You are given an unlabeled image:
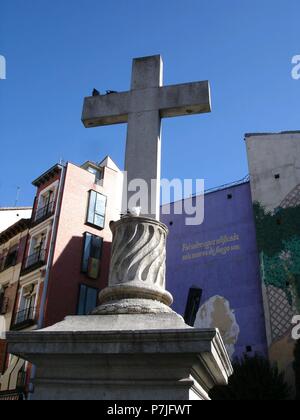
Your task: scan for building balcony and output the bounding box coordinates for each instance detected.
[0,390,25,401]
[11,306,37,331]
[21,249,46,275]
[32,201,55,227]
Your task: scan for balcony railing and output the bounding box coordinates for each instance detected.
[0,391,25,401]
[22,249,46,275]
[33,201,55,224]
[12,306,37,331]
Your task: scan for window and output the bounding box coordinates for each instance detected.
[87,166,102,183]
[0,246,18,272]
[22,284,37,311]
[4,246,18,269]
[42,190,54,207]
[184,287,203,327]
[0,285,8,315]
[24,233,47,270]
[87,191,107,229]
[81,233,103,279]
[35,188,56,222]
[33,233,46,253]
[14,284,37,327]
[77,285,98,315]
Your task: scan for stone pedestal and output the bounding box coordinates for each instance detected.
[7,217,232,400]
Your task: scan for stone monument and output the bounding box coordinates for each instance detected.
[7,55,232,400]
[82,54,211,220]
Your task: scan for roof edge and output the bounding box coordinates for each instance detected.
[245,130,300,139]
[32,164,64,187]
[0,207,32,211]
[0,218,31,245]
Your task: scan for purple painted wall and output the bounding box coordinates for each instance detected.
[161,181,268,359]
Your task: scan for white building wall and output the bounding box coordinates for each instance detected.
[0,208,32,233]
[246,131,300,211]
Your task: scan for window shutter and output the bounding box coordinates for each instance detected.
[91,236,103,259]
[85,287,98,314]
[88,236,103,279]
[77,285,87,315]
[77,285,98,315]
[82,234,103,278]
[88,258,100,280]
[82,233,92,273]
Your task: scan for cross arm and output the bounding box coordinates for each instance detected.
[82,80,211,128]
[82,91,131,128]
[158,81,211,118]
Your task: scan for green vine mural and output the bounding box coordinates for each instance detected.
[253,202,300,311]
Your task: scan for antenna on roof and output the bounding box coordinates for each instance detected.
[14,186,21,207]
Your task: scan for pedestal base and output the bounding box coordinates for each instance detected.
[7,217,233,400]
[8,315,232,401]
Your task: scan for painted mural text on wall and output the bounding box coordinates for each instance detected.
[182,233,240,261]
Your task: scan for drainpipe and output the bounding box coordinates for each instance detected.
[28,162,67,398]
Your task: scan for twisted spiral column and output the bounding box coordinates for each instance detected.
[94,216,174,315]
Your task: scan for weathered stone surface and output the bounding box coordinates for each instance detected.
[8,327,232,401]
[40,313,189,332]
[94,216,173,315]
[94,298,174,315]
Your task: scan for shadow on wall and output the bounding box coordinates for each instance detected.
[43,235,112,328]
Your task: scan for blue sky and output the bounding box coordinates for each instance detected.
[0,0,299,207]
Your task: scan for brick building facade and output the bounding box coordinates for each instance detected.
[0,156,123,397]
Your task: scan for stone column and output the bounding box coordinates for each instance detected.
[94,216,173,315]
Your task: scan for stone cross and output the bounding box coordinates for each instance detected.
[82,55,211,220]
